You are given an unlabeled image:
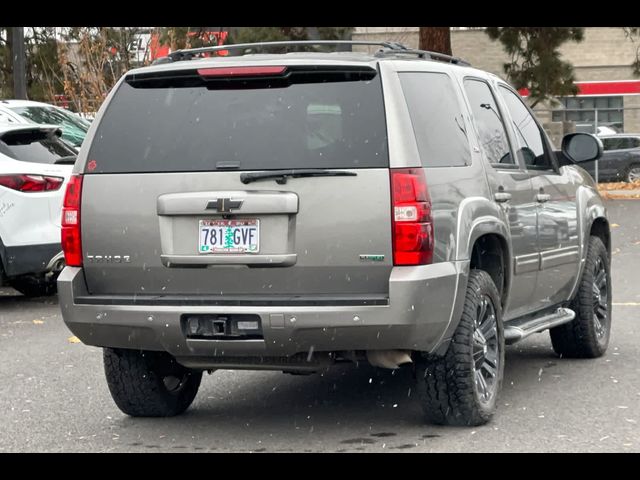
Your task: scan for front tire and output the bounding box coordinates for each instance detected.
[416,270,505,426]
[104,348,202,417]
[550,236,611,358]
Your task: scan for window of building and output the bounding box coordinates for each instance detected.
[552,96,624,133]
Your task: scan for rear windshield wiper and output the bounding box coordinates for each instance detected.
[54,155,77,165]
[240,169,357,185]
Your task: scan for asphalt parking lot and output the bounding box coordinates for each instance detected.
[1,199,639,453]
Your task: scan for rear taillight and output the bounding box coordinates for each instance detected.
[0,174,64,192]
[61,175,83,267]
[391,168,434,266]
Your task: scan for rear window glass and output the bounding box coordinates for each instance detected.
[12,106,90,148]
[86,69,389,173]
[399,72,471,167]
[0,130,76,164]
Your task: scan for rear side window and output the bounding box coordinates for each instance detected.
[86,68,389,173]
[602,137,639,150]
[0,130,76,164]
[618,137,640,150]
[399,72,470,167]
[602,138,616,151]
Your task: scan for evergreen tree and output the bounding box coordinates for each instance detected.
[485,27,584,107]
[623,28,640,76]
[0,27,64,101]
[224,226,234,249]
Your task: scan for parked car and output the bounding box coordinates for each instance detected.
[581,134,640,182]
[58,41,611,426]
[596,126,618,136]
[0,100,91,151]
[0,124,75,296]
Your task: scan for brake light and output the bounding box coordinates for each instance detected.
[61,175,83,267]
[197,66,287,77]
[0,174,64,192]
[391,168,434,266]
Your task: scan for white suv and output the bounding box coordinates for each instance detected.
[0,100,91,151]
[0,124,74,296]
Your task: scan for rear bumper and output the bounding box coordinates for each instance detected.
[1,242,63,277]
[58,261,469,366]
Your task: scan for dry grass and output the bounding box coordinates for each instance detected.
[598,180,640,199]
[598,180,640,191]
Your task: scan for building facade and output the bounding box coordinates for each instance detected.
[353,27,640,144]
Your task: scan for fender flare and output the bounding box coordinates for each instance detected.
[568,185,609,299]
[433,199,512,356]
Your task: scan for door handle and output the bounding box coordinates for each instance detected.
[494,192,512,203]
[536,193,551,203]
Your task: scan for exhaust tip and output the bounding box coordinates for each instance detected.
[53,259,66,272]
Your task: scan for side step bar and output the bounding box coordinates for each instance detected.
[504,307,575,345]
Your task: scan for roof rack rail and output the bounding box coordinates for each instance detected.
[152,40,471,67]
[374,45,471,66]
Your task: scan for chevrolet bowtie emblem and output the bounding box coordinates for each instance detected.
[206,198,244,213]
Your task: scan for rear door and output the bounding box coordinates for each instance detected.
[461,77,539,320]
[80,63,393,299]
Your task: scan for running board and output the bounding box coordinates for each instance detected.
[504,307,575,345]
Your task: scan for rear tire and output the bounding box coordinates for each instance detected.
[416,270,505,426]
[103,348,202,417]
[550,236,611,358]
[625,163,640,183]
[10,274,58,297]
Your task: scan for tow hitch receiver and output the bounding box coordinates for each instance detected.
[181,314,263,340]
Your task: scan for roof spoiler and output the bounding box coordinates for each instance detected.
[0,125,62,142]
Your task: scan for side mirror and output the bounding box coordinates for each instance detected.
[519,147,537,166]
[561,133,603,163]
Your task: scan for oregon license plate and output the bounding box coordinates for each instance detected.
[199,219,259,254]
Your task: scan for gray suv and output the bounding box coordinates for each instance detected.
[582,134,640,183]
[58,41,612,426]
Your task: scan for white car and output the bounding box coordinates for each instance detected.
[597,125,618,136]
[0,100,91,151]
[0,124,75,296]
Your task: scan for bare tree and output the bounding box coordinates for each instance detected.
[419,27,452,55]
[56,28,143,114]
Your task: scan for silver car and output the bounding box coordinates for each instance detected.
[58,41,611,426]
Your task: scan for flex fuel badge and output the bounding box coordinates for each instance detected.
[359,254,385,262]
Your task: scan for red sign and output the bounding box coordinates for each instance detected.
[519,80,640,98]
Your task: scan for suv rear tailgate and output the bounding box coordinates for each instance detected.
[79,62,393,299]
[81,170,392,296]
